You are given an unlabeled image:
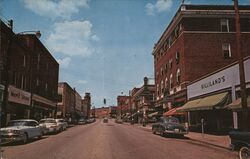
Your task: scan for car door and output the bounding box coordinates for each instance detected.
[29,121,40,137]
[26,121,35,138]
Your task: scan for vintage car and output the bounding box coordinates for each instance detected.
[152,117,188,137]
[78,118,87,125]
[39,118,61,134]
[0,119,43,144]
[229,130,250,159]
[55,119,68,131]
[103,117,108,123]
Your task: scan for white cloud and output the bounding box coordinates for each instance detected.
[145,0,173,15]
[21,0,90,19]
[78,80,88,84]
[57,57,71,68]
[46,20,99,57]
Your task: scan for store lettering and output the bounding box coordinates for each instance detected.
[201,76,225,89]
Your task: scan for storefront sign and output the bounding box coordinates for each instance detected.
[8,85,31,106]
[188,58,250,99]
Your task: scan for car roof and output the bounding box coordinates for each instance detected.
[40,118,55,121]
[9,119,38,122]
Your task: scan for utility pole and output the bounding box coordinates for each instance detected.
[233,0,248,131]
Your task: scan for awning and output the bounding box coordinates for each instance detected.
[178,92,229,112]
[164,108,184,116]
[227,96,250,110]
[148,112,159,117]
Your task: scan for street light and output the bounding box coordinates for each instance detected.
[1,19,41,127]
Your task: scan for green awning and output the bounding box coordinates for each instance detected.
[227,96,250,110]
[178,92,229,112]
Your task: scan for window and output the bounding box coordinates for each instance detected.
[45,83,48,92]
[165,63,168,73]
[161,67,164,76]
[157,84,159,97]
[161,80,164,95]
[21,75,26,89]
[37,53,40,69]
[169,59,173,69]
[170,74,173,89]
[168,36,172,48]
[176,69,181,84]
[222,43,231,59]
[23,55,26,67]
[221,19,229,32]
[36,78,39,86]
[176,51,180,64]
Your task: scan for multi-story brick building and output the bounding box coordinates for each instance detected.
[94,107,109,118]
[117,95,131,118]
[57,82,83,121]
[0,20,59,124]
[153,5,250,114]
[130,77,155,123]
[81,93,91,118]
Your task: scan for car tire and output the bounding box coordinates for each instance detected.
[38,131,42,139]
[160,128,165,137]
[152,127,156,134]
[22,133,28,144]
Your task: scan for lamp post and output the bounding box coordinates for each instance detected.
[1,19,41,127]
[233,0,248,131]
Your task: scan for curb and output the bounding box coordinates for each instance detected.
[187,138,229,150]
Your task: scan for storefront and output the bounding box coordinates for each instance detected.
[178,57,250,133]
[6,85,31,123]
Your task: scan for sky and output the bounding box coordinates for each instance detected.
[1,0,249,107]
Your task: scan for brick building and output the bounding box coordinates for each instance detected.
[93,107,109,118]
[0,20,59,125]
[130,77,155,123]
[152,5,250,115]
[57,82,83,121]
[117,95,131,118]
[81,93,91,118]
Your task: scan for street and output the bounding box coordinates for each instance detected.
[2,119,237,159]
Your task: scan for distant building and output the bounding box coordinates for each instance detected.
[153,5,250,115]
[57,82,83,120]
[94,107,109,118]
[117,95,131,117]
[82,93,91,118]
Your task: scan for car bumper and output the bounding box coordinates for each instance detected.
[0,133,24,144]
[164,129,188,135]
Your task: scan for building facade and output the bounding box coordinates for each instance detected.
[117,95,131,118]
[81,93,91,118]
[179,56,250,132]
[0,20,59,125]
[94,107,109,118]
[152,5,250,115]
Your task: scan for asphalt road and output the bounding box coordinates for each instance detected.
[2,119,237,159]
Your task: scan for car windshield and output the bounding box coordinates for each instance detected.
[7,121,28,126]
[164,118,179,124]
[40,120,56,123]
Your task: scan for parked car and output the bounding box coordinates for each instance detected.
[103,117,108,123]
[55,119,68,131]
[87,118,96,123]
[39,118,61,134]
[0,119,43,144]
[115,118,123,124]
[152,117,188,137]
[229,130,250,159]
[78,118,87,125]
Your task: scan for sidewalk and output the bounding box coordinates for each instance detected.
[125,122,230,150]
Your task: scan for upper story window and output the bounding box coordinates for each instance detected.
[222,43,232,59]
[161,67,164,76]
[157,84,160,97]
[23,55,26,67]
[37,53,40,69]
[176,51,180,64]
[36,78,39,86]
[221,19,229,32]
[168,36,172,48]
[161,80,164,95]
[165,63,168,73]
[21,75,26,89]
[170,74,173,89]
[45,83,48,92]
[176,69,181,84]
[169,59,173,69]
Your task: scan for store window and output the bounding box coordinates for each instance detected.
[222,43,232,59]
